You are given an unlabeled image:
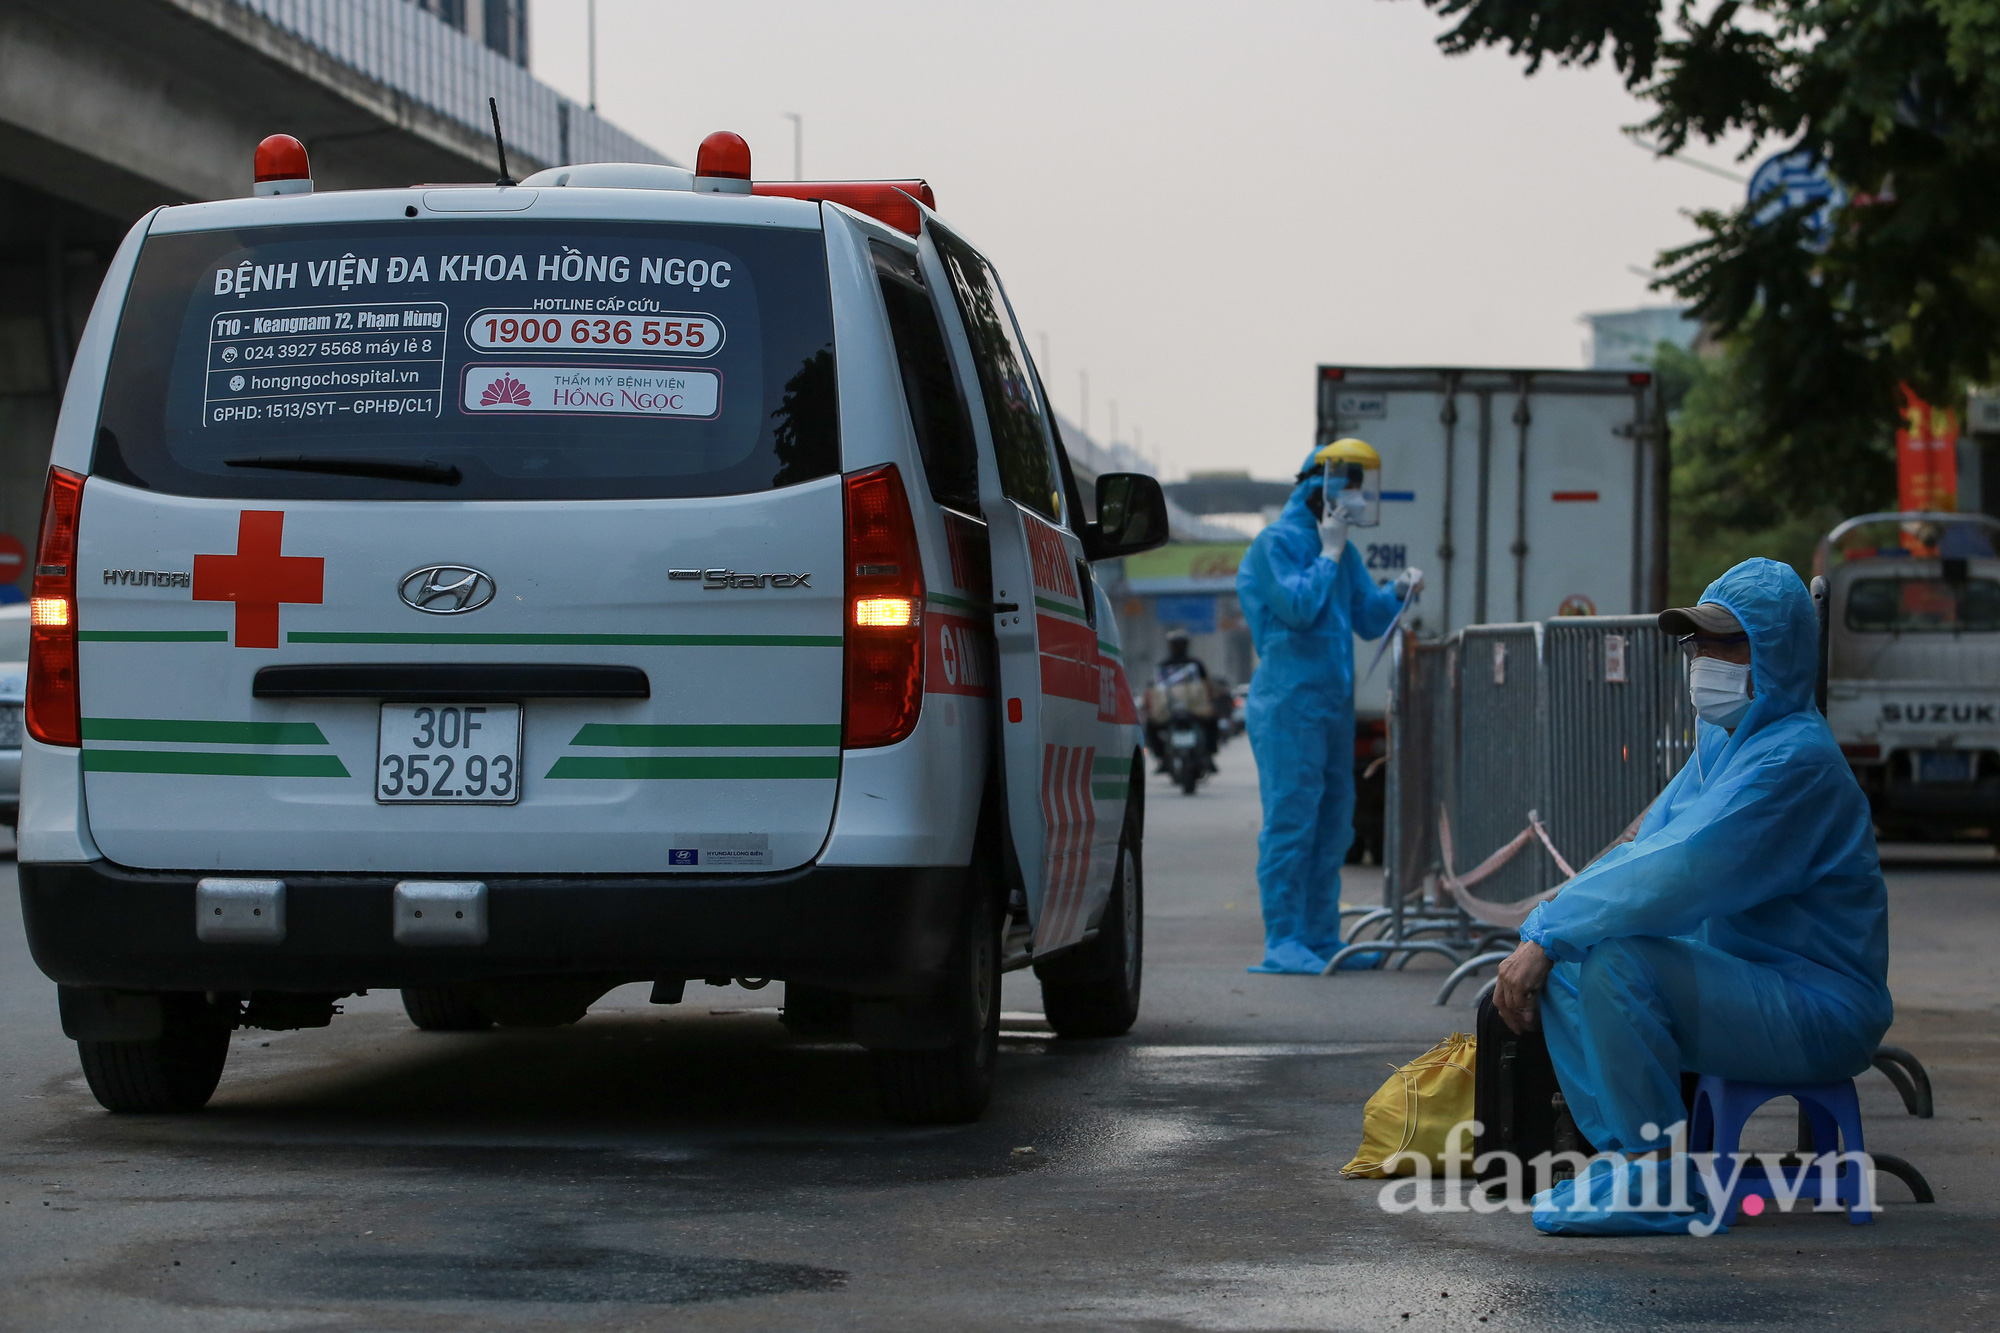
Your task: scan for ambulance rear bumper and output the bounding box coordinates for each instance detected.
[18,859,968,997]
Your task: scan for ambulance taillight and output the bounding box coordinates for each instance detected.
[693,131,753,195]
[26,467,84,747]
[843,464,926,748]
[253,134,313,197]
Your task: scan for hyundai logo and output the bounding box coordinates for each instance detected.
[399,565,496,615]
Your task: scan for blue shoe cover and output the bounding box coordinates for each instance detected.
[1300,939,1383,971]
[1247,940,1330,974]
[1532,1155,1725,1236]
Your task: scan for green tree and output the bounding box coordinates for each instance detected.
[1653,340,1843,603]
[1423,0,1999,514]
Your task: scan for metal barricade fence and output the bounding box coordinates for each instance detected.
[1367,613,1691,987]
[1385,636,1452,907]
[1542,617,1695,867]
[1453,624,1550,903]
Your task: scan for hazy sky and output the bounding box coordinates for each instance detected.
[530,0,1748,481]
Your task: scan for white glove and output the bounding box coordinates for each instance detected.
[1317,505,1349,559]
[1393,567,1425,600]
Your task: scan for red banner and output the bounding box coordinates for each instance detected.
[1897,385,1958,514]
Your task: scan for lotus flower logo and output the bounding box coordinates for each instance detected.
[480,374,532,407]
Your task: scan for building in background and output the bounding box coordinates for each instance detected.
[1056,423,1261,695]
[1583,305,1700,370]
[409,0,530,66]
[1120,542,1254,688]
[0,0,666,599]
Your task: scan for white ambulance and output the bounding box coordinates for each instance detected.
[19,132,1167,1123]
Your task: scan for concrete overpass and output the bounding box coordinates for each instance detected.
[0,0,668,585]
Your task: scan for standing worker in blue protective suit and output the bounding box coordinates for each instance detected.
[1236,440,1422,974]
[1490,557,1892,1234]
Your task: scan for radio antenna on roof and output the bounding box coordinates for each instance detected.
[488,97,515,187]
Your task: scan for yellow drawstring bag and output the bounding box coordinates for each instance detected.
[1340,1032,1477,1179]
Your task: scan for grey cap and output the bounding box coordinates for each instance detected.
[1657,602,1743,637]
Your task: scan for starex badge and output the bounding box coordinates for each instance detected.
[399,565,496,614]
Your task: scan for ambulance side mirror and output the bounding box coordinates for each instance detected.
[1084,473,1169,561]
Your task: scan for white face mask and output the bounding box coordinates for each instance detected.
[1688,657,1754,729]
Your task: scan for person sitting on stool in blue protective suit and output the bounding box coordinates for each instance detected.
[1235,441,1421,975]
[1490,557,1892,1234]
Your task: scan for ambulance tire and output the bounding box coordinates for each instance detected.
[400,986,494,1032]
[1038,769,1144,1039]
[871,885,1002,1125]
[76,993,232,1114]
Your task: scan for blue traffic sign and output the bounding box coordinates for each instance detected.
[1747,148,1847,251]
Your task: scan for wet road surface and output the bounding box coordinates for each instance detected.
[3,752,1997,1330]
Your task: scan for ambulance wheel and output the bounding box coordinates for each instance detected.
[871,886,1002,1125]
[1038,774,1143,1039]
[76,993,232,1114]
[400,986,493,1031]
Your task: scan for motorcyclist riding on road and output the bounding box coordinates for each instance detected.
[1147,629,1220,776]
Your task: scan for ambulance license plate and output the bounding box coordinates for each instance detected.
[376,703,523,804]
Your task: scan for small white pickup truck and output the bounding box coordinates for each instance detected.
[1822,512,2000,845]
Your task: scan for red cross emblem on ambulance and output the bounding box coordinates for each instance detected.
[192,511,324,648]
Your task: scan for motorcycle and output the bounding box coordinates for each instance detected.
[1146,661,1215,795]
[1164,706,1209,795]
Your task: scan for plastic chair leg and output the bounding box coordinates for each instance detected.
[1795,1082,1870,1224]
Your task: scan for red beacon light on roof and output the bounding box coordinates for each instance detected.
[693,131,752,195]
[253,134,312,197]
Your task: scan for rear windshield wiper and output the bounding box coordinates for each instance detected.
[226,455,462,485]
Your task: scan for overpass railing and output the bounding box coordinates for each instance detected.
[1330,614,1694,995]
[228,0,668,170]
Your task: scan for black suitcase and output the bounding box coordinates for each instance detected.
[1473,992,1703,1179]
[1473,991,1579,1178]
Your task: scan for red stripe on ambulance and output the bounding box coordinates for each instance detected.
[1035,742,1096,951]
[1037,613,1101,704]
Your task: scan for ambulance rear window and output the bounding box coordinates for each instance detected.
[94,220,837,501]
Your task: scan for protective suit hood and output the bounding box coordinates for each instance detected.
[1695,558,1819,749]
[1281,448,1326,527]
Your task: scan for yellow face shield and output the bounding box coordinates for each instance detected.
[1315,438,1381,528]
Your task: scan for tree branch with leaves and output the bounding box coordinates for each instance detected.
[1425,0,2000,514]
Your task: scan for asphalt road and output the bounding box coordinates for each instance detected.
[2,747,1997,1331]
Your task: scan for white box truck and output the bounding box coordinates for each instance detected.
[1316,365,1662,859]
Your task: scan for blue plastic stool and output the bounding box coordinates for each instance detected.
[1688,1075,1873,1225]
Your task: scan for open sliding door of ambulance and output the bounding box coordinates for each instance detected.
[922,223,1121,955]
